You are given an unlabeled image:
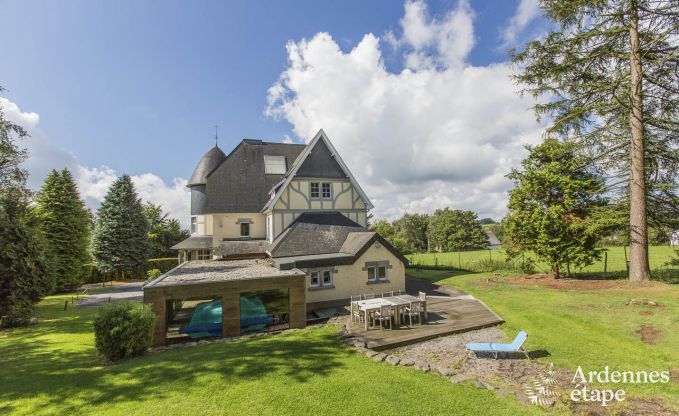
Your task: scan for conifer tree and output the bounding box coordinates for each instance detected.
[36,168,91,291]
[90,175,149,279]
[0,86,53,324]
[512,0,679,281]
[503,139,609,278]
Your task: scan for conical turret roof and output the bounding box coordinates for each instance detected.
[188,145,227,186]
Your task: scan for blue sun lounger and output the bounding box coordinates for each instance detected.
[466,330,529,359]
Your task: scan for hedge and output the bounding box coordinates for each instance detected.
[82,257,179,283]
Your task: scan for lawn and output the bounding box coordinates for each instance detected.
[407,268,679,410]
[408,245,678,279]
[0,294,546,416]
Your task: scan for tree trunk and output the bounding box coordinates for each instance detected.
[628,1,652,282]
[550,263,560,279]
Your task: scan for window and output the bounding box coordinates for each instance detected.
[322,270,333,286]
[366,263,389,282]
[310,271,320,287]
[310,182,332,199]
[367,267,376,282]
[240,222,250,237]
[310,269,333,288]
[264,155,287,174]
[310,182,320,198]
[191,217,196,234]
[322,182,332,199]
[197,250,211,260]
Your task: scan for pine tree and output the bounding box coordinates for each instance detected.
[90,175,150,279]
[511,0,678,281]
[36,168,91,291]
[0,86,53,325]
[503,139,609,278]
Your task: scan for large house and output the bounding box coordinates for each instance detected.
[144,130,407,346]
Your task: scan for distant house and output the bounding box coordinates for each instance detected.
[671,230,679,246]
[143,130,407,346]
[486,230,501,250]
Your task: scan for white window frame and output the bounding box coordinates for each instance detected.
[310,182,320,199]
[322,270,333,286]
[367,266,377,282]
[310,271,320,287]
[367,264,388,282]
[309,269,333,288]
[197,249,211,260]
[191,217,197,234]
[322,182,332,199]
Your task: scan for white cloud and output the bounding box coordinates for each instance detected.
[0,97,191,226]
[267,0,544,221]
[500,0,541,47]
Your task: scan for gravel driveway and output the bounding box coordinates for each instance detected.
[77,282,144,307]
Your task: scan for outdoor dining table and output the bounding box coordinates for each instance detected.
[352,295,427,330]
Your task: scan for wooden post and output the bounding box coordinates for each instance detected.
[603,251,608,278]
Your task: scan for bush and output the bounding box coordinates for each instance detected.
[93,302,155,362]
[146,268,161,283]
[466,258,516,273]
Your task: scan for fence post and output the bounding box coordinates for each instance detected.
[603,251,608,278]
[458,251,461,269]
[64,301,68,310]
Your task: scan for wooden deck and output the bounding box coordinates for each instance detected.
[347,295,504,351]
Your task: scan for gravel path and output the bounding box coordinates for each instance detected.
[77,282,144,307]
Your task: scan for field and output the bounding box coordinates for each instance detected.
[1,266,678,414]
[408,245,678,280]
[0,294,542,416]
[407,269,679,411]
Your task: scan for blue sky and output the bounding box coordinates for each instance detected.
[0,0,547,223]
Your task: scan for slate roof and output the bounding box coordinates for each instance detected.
[170,235,214,250]
[188,146,227,186]
[268,212,366,258]
[200,140,306,213]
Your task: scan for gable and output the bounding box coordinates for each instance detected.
[263,130,374,212]
[295,139,346,179]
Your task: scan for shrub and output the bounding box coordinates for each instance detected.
[466,258,516,273]
[93,302,155,362]
[146,269,161,283]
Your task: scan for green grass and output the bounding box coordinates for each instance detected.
[408,245,678,279]
[0,295,548,416]
[407,268,679,410]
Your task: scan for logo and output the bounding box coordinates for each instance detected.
[570,366,670,407]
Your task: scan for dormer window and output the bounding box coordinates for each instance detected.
[264,155,286,174]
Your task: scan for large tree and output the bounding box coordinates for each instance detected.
[36,169,91,291]
[142,202,189,258]
[512,0,679,281]
[0,88,53,324]
[428,208,488,252]
[90,175,149,279]
[393,213,430,253]
[503,139,610,278]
